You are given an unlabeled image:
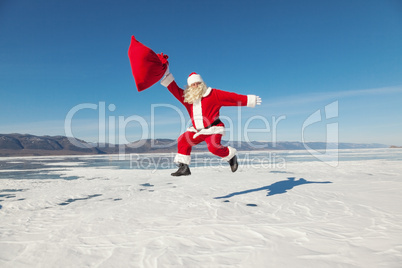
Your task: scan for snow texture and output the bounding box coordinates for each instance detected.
[0,149,402,267]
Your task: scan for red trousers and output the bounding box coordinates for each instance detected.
[174,131,237,165]
[177,132,229,158]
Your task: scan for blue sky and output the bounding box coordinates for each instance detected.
[1,0,402,145]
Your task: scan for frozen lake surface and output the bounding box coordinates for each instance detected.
[1,148,402,267]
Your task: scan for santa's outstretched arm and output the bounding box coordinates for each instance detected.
[160,67,185,104]
[215,89,262,107]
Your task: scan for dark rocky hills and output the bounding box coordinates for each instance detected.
[0,133,388,157]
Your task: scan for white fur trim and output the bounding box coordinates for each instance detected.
[222,146,237,161]
[203,87,212,97]
[161,72,174,87]
[187,73,204,86]
[193,126,225,138]
[174,153,191,165]
[192,99,204,130]
[247,95,257,107]
[186,126,198,133]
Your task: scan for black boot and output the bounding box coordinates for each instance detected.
[228,155,238,172]
[171,163,191,176]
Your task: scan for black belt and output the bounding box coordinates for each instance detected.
[204,118,222,129]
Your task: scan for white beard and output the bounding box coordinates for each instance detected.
[184,82,207,104]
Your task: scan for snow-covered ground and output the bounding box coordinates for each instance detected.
[1,149,402,267]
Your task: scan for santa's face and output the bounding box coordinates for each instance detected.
[184,82,207,104]
[190,82,201,88]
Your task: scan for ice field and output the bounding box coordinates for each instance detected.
[1,149,402,267]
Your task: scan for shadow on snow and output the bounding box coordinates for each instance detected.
[214,177,332,199]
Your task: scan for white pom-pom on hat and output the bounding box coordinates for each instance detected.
[187,72,204,86]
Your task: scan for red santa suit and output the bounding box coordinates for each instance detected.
[161,72,259,165]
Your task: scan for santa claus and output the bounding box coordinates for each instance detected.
[161,69,261,176]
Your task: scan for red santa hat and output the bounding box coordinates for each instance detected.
[187,72,204,86]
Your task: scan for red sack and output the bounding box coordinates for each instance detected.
[128,35,169,92]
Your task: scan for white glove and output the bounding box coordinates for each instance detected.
[160,66,174,87]
[256,96,262,105]
[163,66,170,77]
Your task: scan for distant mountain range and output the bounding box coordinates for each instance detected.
[0,133,389,157]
